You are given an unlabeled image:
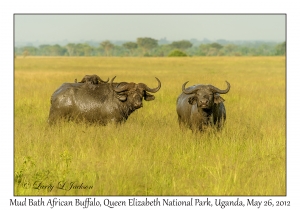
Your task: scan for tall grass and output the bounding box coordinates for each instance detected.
[14,56,285,195]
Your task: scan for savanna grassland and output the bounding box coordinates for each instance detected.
[14,56,286,196]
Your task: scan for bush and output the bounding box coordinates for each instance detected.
[168,49,188,57]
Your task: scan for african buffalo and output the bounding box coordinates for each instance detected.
[176,81,230,132]
[48,76,161,125]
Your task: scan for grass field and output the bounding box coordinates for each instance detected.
[14,56,286,196]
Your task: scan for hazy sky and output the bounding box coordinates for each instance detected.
[15,14,285,43]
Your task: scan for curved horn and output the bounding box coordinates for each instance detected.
[182,81,199,94]
[208,81,230,94]
[99,76,109,83]
[110,76,130,93]
[139,77,161,93]
[110,76,116,84]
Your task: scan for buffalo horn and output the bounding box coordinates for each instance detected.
[182,81,199,94]
[98,76,109,83]
[208,81,230,94]
[111,76,130,93]
[139,77,161,93]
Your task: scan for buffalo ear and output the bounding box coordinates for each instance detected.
[188,96,197,105]
[214,94,225,104]
[144,92,155,101]
[116,94,127,102]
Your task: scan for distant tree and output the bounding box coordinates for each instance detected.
[39,45,52,56]
[68,43,94,56]
[113,45,128,56]
[198,43,223,56]
[168,49,188,57]
[66,43,76,56]
[137,37,158,55]
[207,48,219,56]
[82,43,93,56]
[275,41,286,55]
[122,42,138,56]
[256,44,273,56]
[210,42,223,50]
[100,40,114,56]
[170,40,193,51]
[50,44,66,56]
[198,44,210,56]
[23,50,29,58]
[154,44,174,57]
[22,46,37,56]
[239,46,250,56]
[223,44,238,55]
[13,39,285,57]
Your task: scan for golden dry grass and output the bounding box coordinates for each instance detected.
[14,56,285,195]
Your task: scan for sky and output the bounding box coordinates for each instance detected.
[14,14,286,44]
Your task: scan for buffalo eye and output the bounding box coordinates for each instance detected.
[188,96,197,105]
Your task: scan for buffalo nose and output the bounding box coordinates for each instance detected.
[200,99,209,104]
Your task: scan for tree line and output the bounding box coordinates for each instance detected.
[15,37,286,57]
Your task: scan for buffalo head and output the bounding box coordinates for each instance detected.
[111,76,161,109]
[182,81,230,110]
